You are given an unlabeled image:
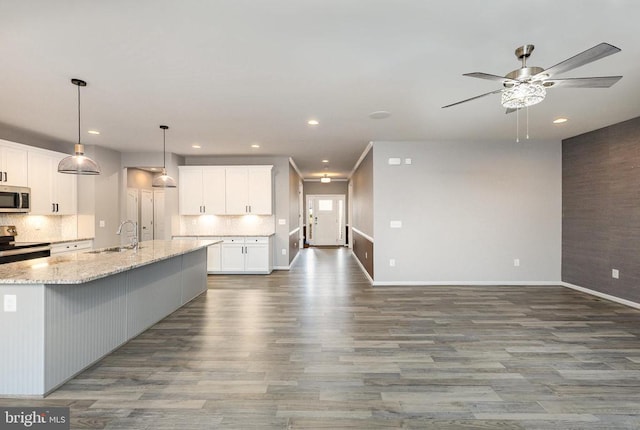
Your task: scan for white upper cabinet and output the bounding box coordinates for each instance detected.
[225,166,272,215]
[202,168,226,214]
[180,165,272,216]
[0,140,29,187]
[178,166,225,215]
[28,150,77,215]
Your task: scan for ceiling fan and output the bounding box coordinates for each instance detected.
[442,42,622,113]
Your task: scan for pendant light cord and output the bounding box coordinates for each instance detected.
[77,83,81,145]
[163,128,166,169]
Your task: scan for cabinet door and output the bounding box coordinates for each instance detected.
[247,167,272,214]
[221,243,245,272]
[53,165,77,215]
[202,167,226,215]
[28,151,55,215]
[244,244,269,272]
[206,243,222,272]
[179,167,204,215]
[224,167,249,215]
[1,145,29,186]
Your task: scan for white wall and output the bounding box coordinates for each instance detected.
[79,145,122,248]
[372,140,561,284]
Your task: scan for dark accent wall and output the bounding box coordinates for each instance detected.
[562,116,640,303]
[352,229,374,279]
[289,162,301,264]
[351,147,374,279]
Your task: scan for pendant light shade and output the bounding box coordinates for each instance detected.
[152,125,177,188]
[58,79,101,175]
[320,174,331,183]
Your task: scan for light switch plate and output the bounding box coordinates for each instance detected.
[390,220,402,228]
[281,248,287,255]
[278,219,286,225]
[4,294,17,312]
[405,158,412,165]
[388,158,401,165]
[612,269,619,279]
[99,220,105,228]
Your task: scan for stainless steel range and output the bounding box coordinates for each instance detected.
[0,225,51,264]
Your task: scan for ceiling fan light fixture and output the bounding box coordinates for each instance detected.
[501,81,546,109]
[58,78,101,175]
[152,125,177,188]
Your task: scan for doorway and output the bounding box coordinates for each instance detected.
[306,194,345,246]
[139,189,154,241]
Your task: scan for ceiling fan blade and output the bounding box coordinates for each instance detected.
[545,76,622,88]
[442,89,503,108]
[463,72,517,83]
[537,42,621,78]
[505,108,519,114]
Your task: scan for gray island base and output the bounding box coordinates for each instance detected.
[0,240,215,397]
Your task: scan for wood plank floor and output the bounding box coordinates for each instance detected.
[4,247,640,429]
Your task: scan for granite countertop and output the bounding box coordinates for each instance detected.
[0,240,217,285]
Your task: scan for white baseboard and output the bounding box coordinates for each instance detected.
[561,282,640,310]
[351,250,373,284]
[273,249,302,271]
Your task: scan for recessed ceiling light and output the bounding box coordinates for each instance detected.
[192,144,201,149]
[149,167,158,171]
[87,130,100,135]
[322,159,329,163]
[307,119,319,126]
[251,144,260,148]
[369,111,391,119]
[553,118,568,124]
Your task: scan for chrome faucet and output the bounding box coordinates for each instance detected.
[116,220,138,250]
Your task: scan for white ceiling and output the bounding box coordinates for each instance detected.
[1,1,639,179]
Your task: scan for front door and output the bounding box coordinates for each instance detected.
[308,195,345,246]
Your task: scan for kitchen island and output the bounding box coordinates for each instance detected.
[0,239,216,397]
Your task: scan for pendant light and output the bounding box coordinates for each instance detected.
[152,125,177,188]
[58,78,101,175]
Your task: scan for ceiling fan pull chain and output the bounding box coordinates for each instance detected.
[516,107,520,143]
[526,106,530,140]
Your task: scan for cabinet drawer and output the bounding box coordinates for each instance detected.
[222,237,245,244]
[245,237,269,244]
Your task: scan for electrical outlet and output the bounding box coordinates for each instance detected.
[389,259,396,267]
[404,158,412,165]
[612,269,619,279]
[4,294,17,312]
[99,220,105,228]
[365,251,368,259]
[513,258,520,267]
[281,248,286,255]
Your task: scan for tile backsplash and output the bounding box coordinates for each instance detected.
[179,215,275,236]
[0,214,79,242]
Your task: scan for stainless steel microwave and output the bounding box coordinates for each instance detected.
[0,185,30,213]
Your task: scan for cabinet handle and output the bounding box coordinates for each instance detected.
[249,205,251,213]
[56,203,59,213]
[52,203,56,213]
[203,205,205,213]
[3,172,6,182]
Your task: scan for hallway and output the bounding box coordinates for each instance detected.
[4,248,640,429]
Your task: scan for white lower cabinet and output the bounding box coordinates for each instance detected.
[221,236,272,274]
[200,236,222,273]
[50,239,93,255]
[173,236,272,274]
